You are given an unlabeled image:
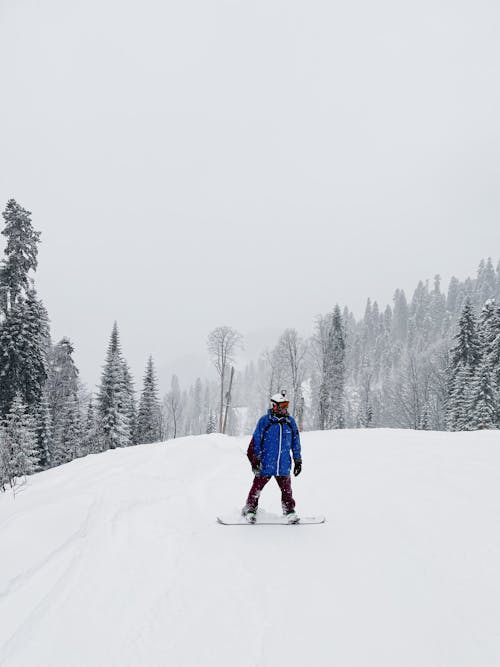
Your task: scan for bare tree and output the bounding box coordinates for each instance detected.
[266,329,308,418]
[384,351,428,429]
[163,375,183,439]
[278,328,308,417]
[207,326,242,432]
[263,346,288,402]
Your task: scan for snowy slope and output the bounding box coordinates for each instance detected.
[1,429,500,667]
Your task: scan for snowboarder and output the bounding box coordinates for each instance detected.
[242,390,302,523]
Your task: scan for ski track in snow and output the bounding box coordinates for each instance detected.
[0,497,100,600]
[1,430,500,667]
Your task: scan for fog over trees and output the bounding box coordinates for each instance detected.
[1,199,500,488]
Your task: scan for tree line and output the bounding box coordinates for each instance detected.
[1,198,499,491]
[231,265,500,434]
[0,201,165,490]
[0,200,238,491]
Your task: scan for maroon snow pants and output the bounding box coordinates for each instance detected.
[246,475,296,513]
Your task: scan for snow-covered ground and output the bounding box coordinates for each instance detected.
[1,429,500,667]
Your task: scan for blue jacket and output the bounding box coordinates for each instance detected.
[252,410,301,477]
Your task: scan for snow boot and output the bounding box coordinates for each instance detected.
[241,505,257,524]
[284,510,299,524]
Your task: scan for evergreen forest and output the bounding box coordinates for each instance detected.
[1,199,499,490]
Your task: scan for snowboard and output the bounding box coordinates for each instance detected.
[217,512,325,525]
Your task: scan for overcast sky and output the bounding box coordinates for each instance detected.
[1,0,499,392]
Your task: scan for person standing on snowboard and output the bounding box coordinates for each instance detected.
[242,390,302,523]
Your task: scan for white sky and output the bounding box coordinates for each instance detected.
[1,0,499,392]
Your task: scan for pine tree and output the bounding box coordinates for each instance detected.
[318,305,346,429]
[122,362,137,445]
[496,260,500,302]
[0,430,8,491]
[22,286,50,407]
[47,338,79,430]
[475,258,496,309]
[0,298,25,416]
[53,394,83,465]
[392,289,409,343]
[0,290,49,418]
[34,385,52,468]
[479,300,500,426]
[469,358,496,429]
[0,200,48,418]
[419,404,431,430]
[449,298,481,370]
[82,397,100,454]
[97,323,132,449]
[202,383,211,435]
[0,393,38,490]
[446,276,460,317]
[0,199,41,315]
[478,299,497,350]
[206,411,217,434]
[137,356,161,444]
[446,299,481,430]
[430,275,446,337]
[410,281,431,335]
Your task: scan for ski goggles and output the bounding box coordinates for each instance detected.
[272,401,289,409]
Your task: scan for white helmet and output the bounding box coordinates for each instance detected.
[271,389,288,404]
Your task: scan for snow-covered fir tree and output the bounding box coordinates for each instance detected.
[0,295,48,415]
[202,381,217,434]
[21,286,50,406]
[82,397,100,454]
[0,290,50,418]
[52,394,83,465]
[469,358,496,430]
[0,430,8,491]
[476,258,497,308]
[478,300,500,424]
[316,305,346,429]
[0,200,49,420]
[122,362,137,445]
[0,393,38,491]
[0,199,41,316]
[392,289,409,343]
[47,337,79,445]
[0,298,26,416]
[137,356,161,444]
[206,411,217,434]
[34,385,53,468]
[97,322,133,449]
[446,298,481,430]
[429,275,447,339]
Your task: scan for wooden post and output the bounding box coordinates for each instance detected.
[222,366,235,435]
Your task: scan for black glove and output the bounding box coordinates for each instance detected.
[293,459,302,477]
[252,459,262,476]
